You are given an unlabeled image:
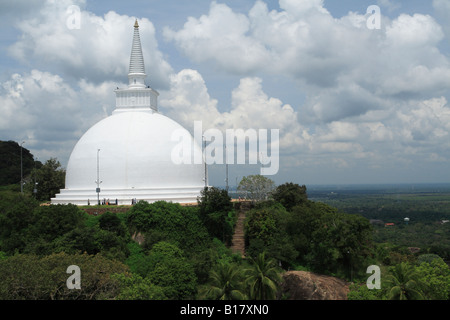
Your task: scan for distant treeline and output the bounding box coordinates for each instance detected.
[0,140,37,186]
[310,189,450,223]
[310,189,450,261]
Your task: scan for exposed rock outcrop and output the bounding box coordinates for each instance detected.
[280,271,350,300]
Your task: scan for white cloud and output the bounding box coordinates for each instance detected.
[1,0,179,164]
[320,121,360,142]
[385,13,444,48]
[0,69,120,165]
[165,1,450,125]
[160,69,307,153]
[278,0,329,16]
[396,97,450,145]
[163,2,271,74]
[2,0,450,184]
[159,69,221,130]
[8,0,172,88]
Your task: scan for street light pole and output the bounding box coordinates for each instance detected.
[95,149,102,205]
[203,136,208,188]
[225,144,228,192]
[20,141,25,194]
[33,157,38,198]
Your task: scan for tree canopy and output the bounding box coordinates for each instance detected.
[272,182,308,211]
[197,186,235,244]
[0,175,448,301]
[0,140,37,186]
[238,175,275,202]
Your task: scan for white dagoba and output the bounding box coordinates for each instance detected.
[52,20,205,205]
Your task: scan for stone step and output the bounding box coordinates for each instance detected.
[230,210,246,258]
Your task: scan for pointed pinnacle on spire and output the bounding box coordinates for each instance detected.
[114,21,159,113]
[128,19,146,82]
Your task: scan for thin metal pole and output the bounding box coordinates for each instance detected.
[20,141,25,194]
[96,149,101,205]
[203,136,207,187]
[225,144,228,192]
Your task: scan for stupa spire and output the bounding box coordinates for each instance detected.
[128,19,146,87]
[114,20,159,113]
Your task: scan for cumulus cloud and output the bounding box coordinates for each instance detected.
[165,1,450,125]
[163,2,271,74]
[1,0,174,164]
[8,0,172,88]
[0,69,120,164]
[159,69,307,154]
[2,0,450,183]
[159,69,221,130]
[157,0,450,181]
[395,97,450,145]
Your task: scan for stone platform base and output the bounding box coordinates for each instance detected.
[51,186,204,206]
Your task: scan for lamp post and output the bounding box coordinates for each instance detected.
[203,136,208,188]
[20,141,25,194]
[33,157,38,198]
[95,149,102,205]
[225,144,229,192]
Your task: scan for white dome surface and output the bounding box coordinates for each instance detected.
[52,110,205,205]
[52,21,206,206]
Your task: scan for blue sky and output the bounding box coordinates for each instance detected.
[1,0,450,187]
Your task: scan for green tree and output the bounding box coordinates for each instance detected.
[244,202,298,267]
[0,195,39,254]
[244,252,281,300]
[94,228,129,261]
[29,204,85,240]
[52,224,100,255]
[0,252,129,300]
[99,211,128,238]
[22,204,87,255]
[202,262,247,300]
[272,182,307,211]
[126,201,209,255]
[0,140,36,186]
[416,254,442,265]
[347,283,384,300]
[135,241,198,300]
[198,186,233,215]
[1,201,130,259]
[27,158,65,201]
[385,262,427,300]
[245,204,279,245]
[238,175,275,202]
[416,257,450,300]
[287,201,373,277]
[197,187,234,244]
[111,273,167,300]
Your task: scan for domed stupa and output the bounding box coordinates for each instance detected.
[52,20,205,205]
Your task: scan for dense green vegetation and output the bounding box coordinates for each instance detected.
[310,186,450,261]
[0,140,64,202]
[0,168,448,300]
[309,185,450,300]
[0,141,36,186]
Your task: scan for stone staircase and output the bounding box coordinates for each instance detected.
[230,201,252,258]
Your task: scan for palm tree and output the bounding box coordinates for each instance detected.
[245,252,281,300]
[385,262,427,300]
[203,262,247,300]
